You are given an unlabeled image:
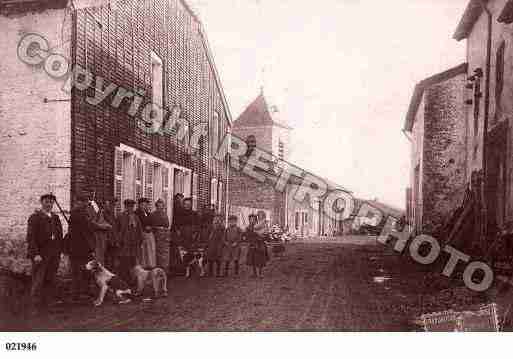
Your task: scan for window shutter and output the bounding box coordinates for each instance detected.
[162,166,169,209]
[135,157,143,200]
[145,159,153,201]
[192,173,199,211]
[114,147,123,212]
[218,181,223,212]
[210,178,217,207]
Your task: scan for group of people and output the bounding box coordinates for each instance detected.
[26,192,272,313]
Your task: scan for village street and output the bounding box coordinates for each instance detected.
[3,236,432,331]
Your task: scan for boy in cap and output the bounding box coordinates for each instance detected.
[222,215,243,276]
[26,194,63,313]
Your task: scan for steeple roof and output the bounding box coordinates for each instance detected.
[234,92,293,130]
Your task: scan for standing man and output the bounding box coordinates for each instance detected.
[26,194,63,314]
[115,199,143,285]
[69,194,96,302]
[179,198,200,250]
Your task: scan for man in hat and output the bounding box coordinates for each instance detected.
[26,194,63,313]
[69,194,96,301]
[115,199,143,285]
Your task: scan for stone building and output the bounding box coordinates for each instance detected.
[405,0,513,241]
[228,92,350,237]
[403,64,469,235]
[0,0,232,270]
[454,0,513,236]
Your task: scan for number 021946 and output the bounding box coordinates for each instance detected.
[5,342,37,351]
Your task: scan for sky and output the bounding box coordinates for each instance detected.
[188,0,469,209]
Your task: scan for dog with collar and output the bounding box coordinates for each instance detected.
[178,247,206,278]
[85,260,132,306]
[131,265,168,299]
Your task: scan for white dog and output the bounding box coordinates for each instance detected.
[85,260,132,306]
[131,265,168,299]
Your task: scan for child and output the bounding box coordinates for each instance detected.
[206,215,225,277]
[246,212,269,278]
[222,215,243,276]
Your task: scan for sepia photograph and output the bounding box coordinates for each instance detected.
[1,0,513,353]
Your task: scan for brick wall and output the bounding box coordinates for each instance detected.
[0,9,72,265]
[232,125,273,155]
[71,0,230,212]
[421,74,468,234]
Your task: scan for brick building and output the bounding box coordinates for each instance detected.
[0,0,231,260]
[404,64,469,235]
[228,92,350,236]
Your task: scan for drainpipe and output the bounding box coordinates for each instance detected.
[478,0,493,245]
[402,129,412,142]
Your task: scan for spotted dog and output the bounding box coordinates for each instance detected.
[131,265,168,299]
[178,247,206,278]
[85,260,132,306]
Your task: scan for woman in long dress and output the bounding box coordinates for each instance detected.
[136,198,156,269]
[150,199,171,270]
[246,212,269,278]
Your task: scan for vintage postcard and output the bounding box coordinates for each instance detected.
[0,0,512,354]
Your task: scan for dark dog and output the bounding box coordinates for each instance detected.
[178,247,206,277]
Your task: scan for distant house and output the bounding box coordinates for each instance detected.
[350,199,404,234]
[228,91,351,237]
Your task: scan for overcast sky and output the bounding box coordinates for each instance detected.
[189,0,468,209]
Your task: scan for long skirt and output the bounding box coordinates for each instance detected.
[154,228,170,270]
[246,244,268,268]
[140,231,156,269]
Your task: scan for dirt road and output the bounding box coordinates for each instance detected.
[7,236,427,331]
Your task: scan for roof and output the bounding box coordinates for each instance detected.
[403,63,468,132]
[498,0,513,24]
[197,23,233,127]
[0,0,69,15]
[234,92,292,130]
[453,0,488,41]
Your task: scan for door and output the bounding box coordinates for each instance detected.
[486,121,508,235]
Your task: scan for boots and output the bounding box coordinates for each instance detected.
[223,262,229,277]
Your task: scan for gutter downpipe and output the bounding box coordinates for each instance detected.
[479,0,492,249]
[402,129,412,142]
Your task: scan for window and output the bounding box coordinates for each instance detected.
[295,212,300,230]
[211,178,218,209]
[495,40,506,123]
[114,145,174,214]
[245,135,256,157]
[211,112,220,158]
[151,51,164,107]
[473,77,482,137]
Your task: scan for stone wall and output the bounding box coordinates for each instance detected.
[0,8,72,274]
[421,74,468,234]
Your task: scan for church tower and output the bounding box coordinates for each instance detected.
[232,91,293,161]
